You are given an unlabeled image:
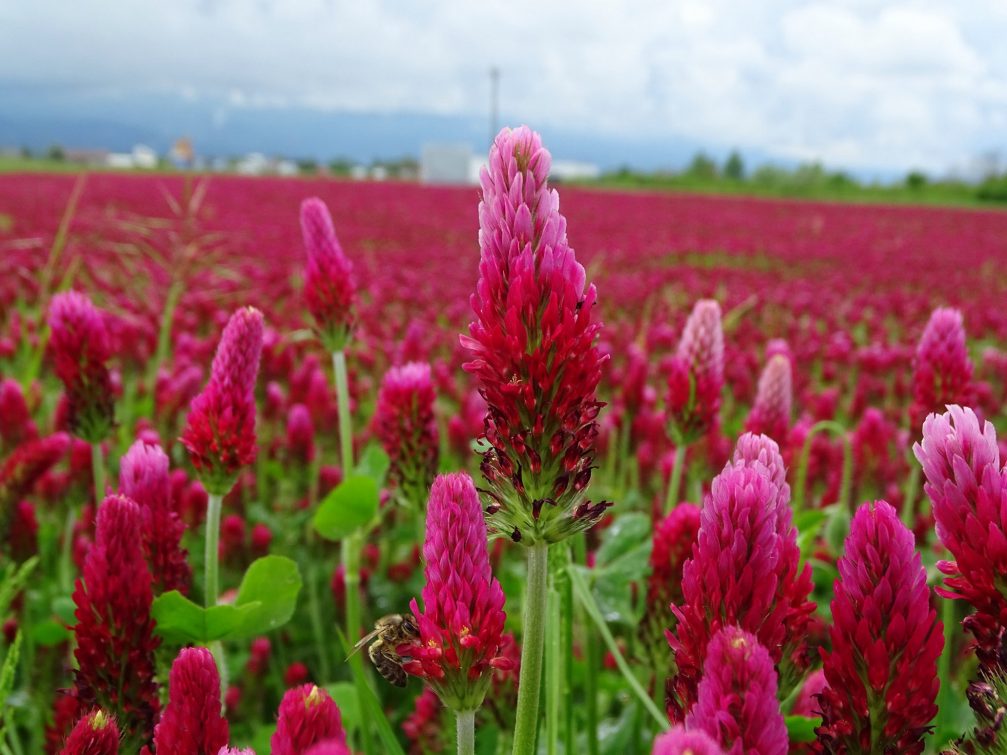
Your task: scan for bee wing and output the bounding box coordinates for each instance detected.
[346,628,381,660]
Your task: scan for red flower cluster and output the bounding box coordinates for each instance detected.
[152,647,229,755]
[59,710,120,755]
[71,494,160,745]
[462,125,608,544]
[180,306,264,495]
[915,405,1007,666]
[910,307,973,428]
[402,473,510,711]
[118,439,190,594]
[652,727,725,755]
[745,353,793,447]
[0,432,69,546]
[666,300,724,445]
[685,627,787,755]
[372,361,439,506]
[668,434,814,719]
[300,197,356,352]
[271,684,349,755]
[47,291,115,442]
[817,500,942,753]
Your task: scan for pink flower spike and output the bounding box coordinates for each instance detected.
[744,354,792,447]
[180,307,264,495]
[59,710,120,755]
[403,472,507,711]
[667,300,724,445]
[911,307,973,427]
[685,627,787,755]
[153,647,229,755]
[300,197,356,351]
[271,684,348,755]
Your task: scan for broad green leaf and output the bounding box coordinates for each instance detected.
[52,595,76,626]
[151,591,261,644]
[785,714,820,743]
[325,682,361,739]
[230,555,303,638]
[794,508,828,562]
[30,620,71,646]
[313,475,380,540]
[355,444,390,486]
[594,512,651,570]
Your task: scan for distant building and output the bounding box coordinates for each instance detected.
[64,148,110,167]
[236,153,269,175]
[421,144,475,185]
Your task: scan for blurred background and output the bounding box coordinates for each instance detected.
[2,0,1006,200]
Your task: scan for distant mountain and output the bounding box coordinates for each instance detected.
[0,85,745,172]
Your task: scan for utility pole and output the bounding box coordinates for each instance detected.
[489,66,500,146]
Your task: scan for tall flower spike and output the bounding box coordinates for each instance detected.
[462,125,608,544]
[744,353,792,446]
[914,405,1007,665]
[48,291,115,443]
[300,197,356,352]
[271,684,349,755]
[72,494,159,746]
[180,307,264,495]
[402,473,510,711]
[667,300,724,445]
[152,647,229,755]
[668,436,814,720]
[652,726,725,755]
[60,710,120,755]
[685,627,787,755]
[642,503,701,664]
[119,440,190,594]
[817,500,942,754]
[911,307,973,427]
[372,361,439,507]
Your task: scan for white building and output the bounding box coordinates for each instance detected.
[421,144,476,185]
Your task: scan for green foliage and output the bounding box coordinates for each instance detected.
[313,475,381,541]
[785,714,821,743]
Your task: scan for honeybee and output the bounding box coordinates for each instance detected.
[348,613,420,687]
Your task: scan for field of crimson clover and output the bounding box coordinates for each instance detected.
[2,126,1007,755]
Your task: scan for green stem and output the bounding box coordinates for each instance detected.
[793,420,853,512]
[902,462,921,529]
[456,709,475,755]
[546,578,561,755]
[664,442,687,514]
[512,541,549,755]
[210,639,228,705]
[204,493,222,608]
[343,532,374,755]
[91,443,105,506]
[332,350,354,475]
[934,595,956,743]
[574,536,600,755]
[307,561,333,681]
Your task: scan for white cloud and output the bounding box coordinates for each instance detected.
[0,0,1004,172]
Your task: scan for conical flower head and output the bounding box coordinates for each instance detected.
[744,354,792,446]
[0,377,36,447]
[667,300,723,445]
[119,440,190,594]
[911,307,973,427]
[48,291,114,443]
[462,125,608,545]
[271,684,348,755]
[402,473,509,711]
[372,361,439,507]
[685,627,787,755]
[60,710,120,755]
[300,197,355,351]
[668,436,814,719]
[642,503,701,663]
[180,307,263,495]
[914,405,1007,662]
[152,647,229,755]
[652,726,725,755]
[817,500,942,754]
[72,494,159,746]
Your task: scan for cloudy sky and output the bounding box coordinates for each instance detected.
[2,0,1006,173]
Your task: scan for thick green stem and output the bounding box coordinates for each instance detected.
[204,493,222,608]
[91,443,105,506]
[664,443,687,514]
[512,541,549,755]
[456,709,476,755]
[332,350,354,475]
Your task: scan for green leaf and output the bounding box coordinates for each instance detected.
[794,508,828,562]
[325,682,361,740]
[355,444,390,486]
[52,595,76,626]
[595,513,650,569]
[231,555,303,638]
[151,591,261,644]
[824,504,851,555]
[0,630,22,738]
[785,714,820,743]
[313,475,380,541]
[30,620,71,646]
